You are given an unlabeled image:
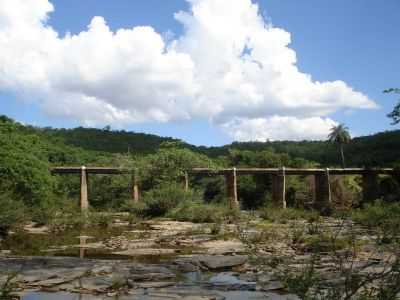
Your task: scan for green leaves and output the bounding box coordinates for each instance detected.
[328,124,351,145]
[384,88,400,125]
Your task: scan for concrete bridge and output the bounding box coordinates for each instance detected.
[51,166,397,211]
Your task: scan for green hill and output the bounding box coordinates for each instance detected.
[2,114,400,169]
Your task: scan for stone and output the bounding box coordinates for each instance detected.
[172,260,199,272]
[76,276,115,292]
[181,255,248,270]
[23,223,49,234]
[259,280,284,291]
[207,272,257,291]
[113,248,177,256]
[200,240,246,255]
[129,281,176,289]
[128,265,176,282]
[91,265,113,276]
[142,287,225,300]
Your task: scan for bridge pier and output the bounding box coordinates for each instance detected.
[80,166,89,211]
[314,169,331,213]
[362,172,380,204]
[184,172,189,193]
[132,173,140,203]
[225,168,239,209]
[272,167,286,208]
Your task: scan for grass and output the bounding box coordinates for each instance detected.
[167,201,240,223]
[0,273,19,300]
[260,205,321,224]
[352,200,400,244]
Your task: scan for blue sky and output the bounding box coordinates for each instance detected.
[0,0,399,146]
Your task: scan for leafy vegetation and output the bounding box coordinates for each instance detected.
[1,114,400,233]
[167,201,238,223]
[385,88,400,125]
[352,200,400,244]
[328,123,351,168]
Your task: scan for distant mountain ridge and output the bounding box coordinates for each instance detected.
[3,115,400,167]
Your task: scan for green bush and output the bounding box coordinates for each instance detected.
[167,201,234,223]
[352,200,400,244]
[30,199,86,232]
[124,184,202,218]
[260,206,320,224]
[0,193,26,236]
[122,201,149,218]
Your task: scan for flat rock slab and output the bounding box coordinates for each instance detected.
[200,240,246,255]
[130,281,176,289]
[128,265,177,282]
[179,255,248,270]
[119,287,225,300]
[75,276,115,292]
[113,248,177,256]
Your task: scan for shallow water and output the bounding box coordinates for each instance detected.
[3,223,299,300]
[22,291,298,300]
[0,226,129,257]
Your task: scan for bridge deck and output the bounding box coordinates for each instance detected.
[51,167,397,176]
[190,167,396,175]
[51,167,130,174]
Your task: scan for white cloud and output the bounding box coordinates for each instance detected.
[0,0,377,140]
[221,116,338,141]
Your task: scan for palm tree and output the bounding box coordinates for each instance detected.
[328,124,351,168]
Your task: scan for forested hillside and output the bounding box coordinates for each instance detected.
[43,126,180,154]
[2,114,400,235]
[201,130,400,167]
[25,115,400,168]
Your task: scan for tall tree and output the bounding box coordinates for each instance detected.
[384,88,400,125]
[328,124,351,168]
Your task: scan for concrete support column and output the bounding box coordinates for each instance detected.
[80,166,89,211]
[225,168,239,209]
[184,172,189,193]
[272,167,286,208]
[314,168,331,212]
[132,172,140,203]
[362,172,379,204]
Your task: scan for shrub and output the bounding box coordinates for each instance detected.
[122,201,149,218]
[352,200,400,244]
[0,193,26,236]
[124,184,202,218]
[167,201,235,223]
[303,234,350,253]
[0,272,19,300]
[88,212,114,228]
[32,200,86,232]
[260,206,320,224]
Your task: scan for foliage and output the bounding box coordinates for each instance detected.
[124,184,202,218]
[352,200,400,244]
[0,272,19,300]
[283,257,319,300]
[0,113,400,220]
[260,206,320,224]
[385,88,400,125]
[167,201,238,223]
[0,193,26,236]
[225,149,315,209]
[328,123,351,168]
[137,142,214,189]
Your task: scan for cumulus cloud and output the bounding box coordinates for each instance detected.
[0,0,377,140]
[221,116,338,141]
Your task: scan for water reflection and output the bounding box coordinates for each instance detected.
[23,292,101,300]
[78,236,89,259]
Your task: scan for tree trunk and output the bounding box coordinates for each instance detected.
[340,144,346,168]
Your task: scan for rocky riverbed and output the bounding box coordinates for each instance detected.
[0,217,397,299]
